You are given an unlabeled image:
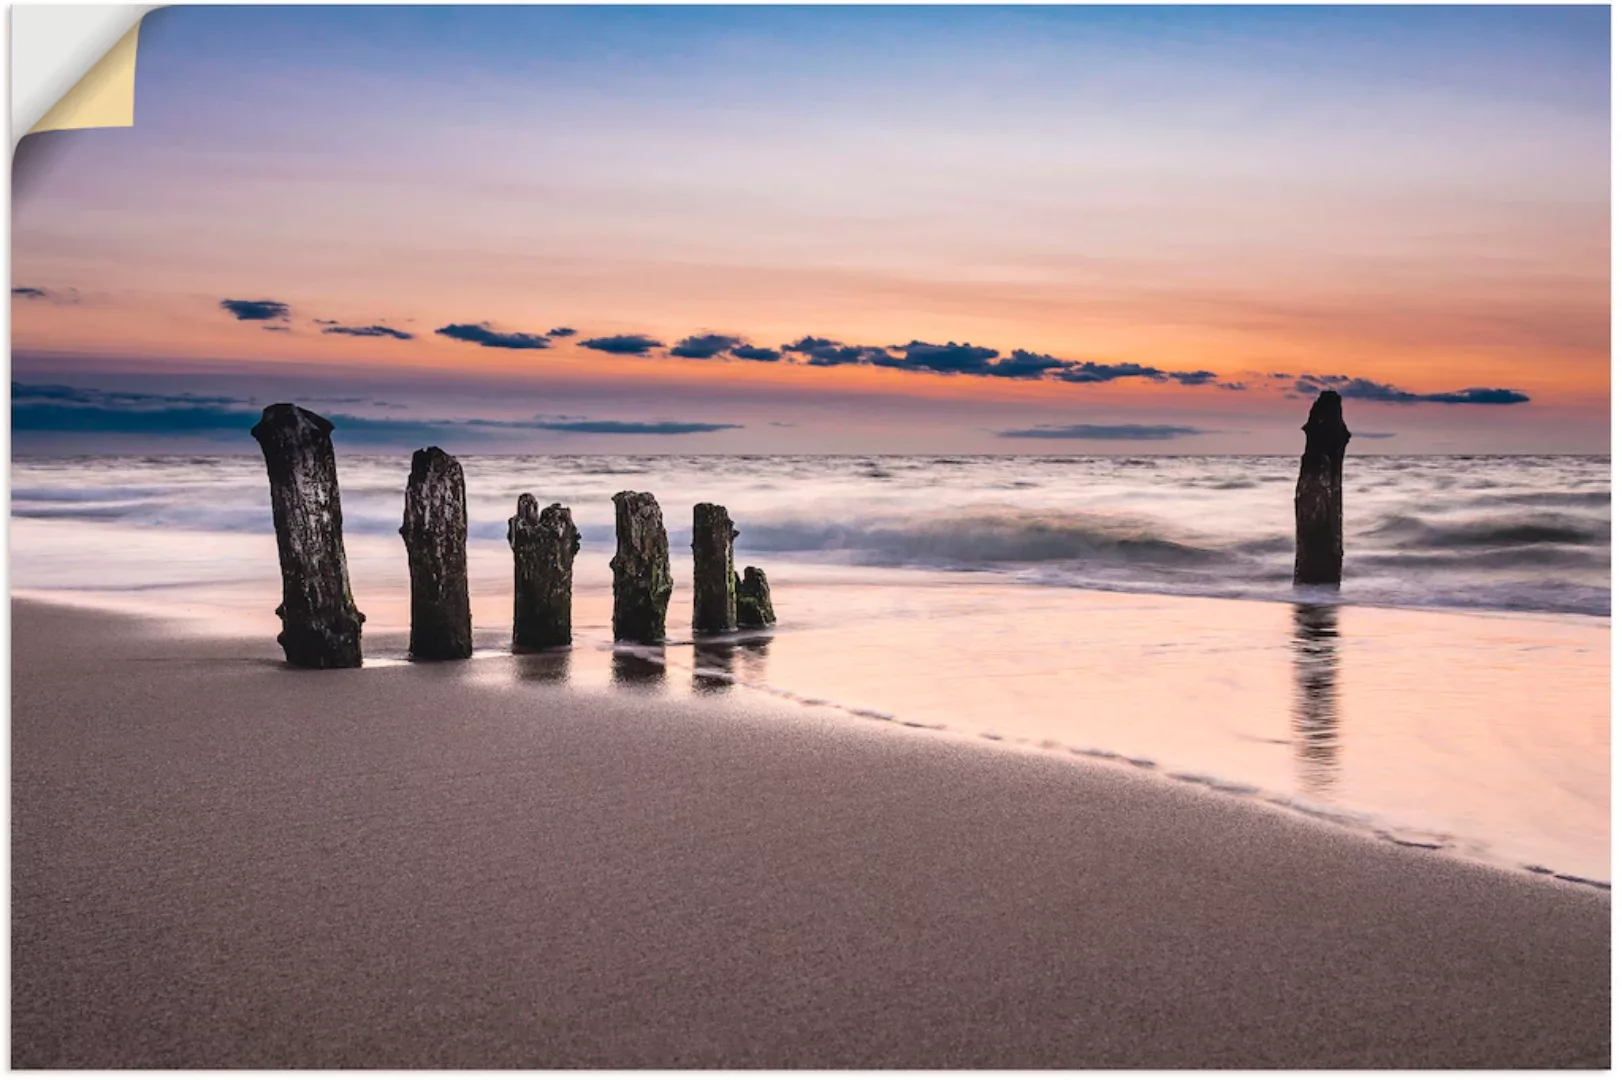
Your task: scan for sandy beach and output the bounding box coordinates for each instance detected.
[10,598,1610,1068]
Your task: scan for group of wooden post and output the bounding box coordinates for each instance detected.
[250,404,775,669]
[251,390,1349,671]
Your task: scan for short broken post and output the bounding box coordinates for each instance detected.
[508,494,580,649]
[692,502,738,633]
[736,566,776,629]
[1293,390,1352,587]
[250,403,365,668]
[400,447,472,660]
[610,491,673,644]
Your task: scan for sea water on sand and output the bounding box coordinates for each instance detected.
[9,600,1611,1068]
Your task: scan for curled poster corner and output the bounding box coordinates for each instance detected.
[26,16,144,137]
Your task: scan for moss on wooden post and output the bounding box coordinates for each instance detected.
[508,494,580,649]
[736,566,776,629]
[692,502,738,633]
[610,491,672,644]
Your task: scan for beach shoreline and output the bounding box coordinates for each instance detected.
[11,597,1610,1068]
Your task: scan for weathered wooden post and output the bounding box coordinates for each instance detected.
[1293,390,1352,586]
[400,447,472,660]
[507,494,580,649]
[610,491,672,644]
[250,403,364,668]
[692,502,738,633]
[736,566,776,629]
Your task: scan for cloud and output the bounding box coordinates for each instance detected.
[988,350,1073,379]
[12,286,47,299]
[435,323,551,350]
[996,423,1209,441]
[1217,381,1248,391]
[263,326,290,333]
[546,327,577,337]
[1171,370,1218,386]
[313,318,339,326]
[670,334,742,359]
[10,382,738,445]
[780,336,896,366]
[506,419,740,435]
[220,299,290,321]
[1355,432,1398,439]
[13,382,249,409]
[1295,374,1530,405]
[578,333,664,356]
[731,344,782,362]
[322,324,415,341]
[878,340,1000,375]
[1053,361,1173,384]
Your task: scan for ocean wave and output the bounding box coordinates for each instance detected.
[1364,513,1609,549]
[738,509,1227,567]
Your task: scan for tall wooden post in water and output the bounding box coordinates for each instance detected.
[611,491,672,644]
[400,447,472,660]
[692,502,738,633]
[1293,390,1352,586]
[250,404,365,668]
[508,494,580,649]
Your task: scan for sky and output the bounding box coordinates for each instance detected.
[11,4,1612,454]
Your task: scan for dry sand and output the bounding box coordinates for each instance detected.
[10,599,1610,1067]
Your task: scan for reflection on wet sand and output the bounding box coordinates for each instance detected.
[735,637,771,682]
[1291,603,1342,794]
[692,641,737,695]
[612,645,667,690]
[513,649,572,685]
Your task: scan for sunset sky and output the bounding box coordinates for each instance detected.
[11,4,1611,454]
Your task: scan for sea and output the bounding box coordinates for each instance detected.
[10,452,1612,883]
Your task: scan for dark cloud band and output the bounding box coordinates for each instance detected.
[435,323,551,350]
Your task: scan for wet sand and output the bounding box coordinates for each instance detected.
[11,599,1610,1067]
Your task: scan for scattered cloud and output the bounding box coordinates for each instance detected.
[435,322,551,350]
[988,350,1073,379]
[879,340,1000,375]
[1217,381,1248,391]
[780,336,896,366]
[670,333,742,359]
[313,318,339,326]
[12,286,47,299]
[996,422,1210,441]
[263,325,291,333]
[731,344,782,362]
[1355,432,1398,439]
[546,326,577,337]
[220,299,289,321]
[1296,373,1530,405]
[578,333,664,356]
[322,324,415,341]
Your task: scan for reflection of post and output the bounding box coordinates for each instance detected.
[513,650,571,685]
[611,645,667,689]
[692,641,737,695]
[737,639,771,683]
[1290,603,1342,793]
